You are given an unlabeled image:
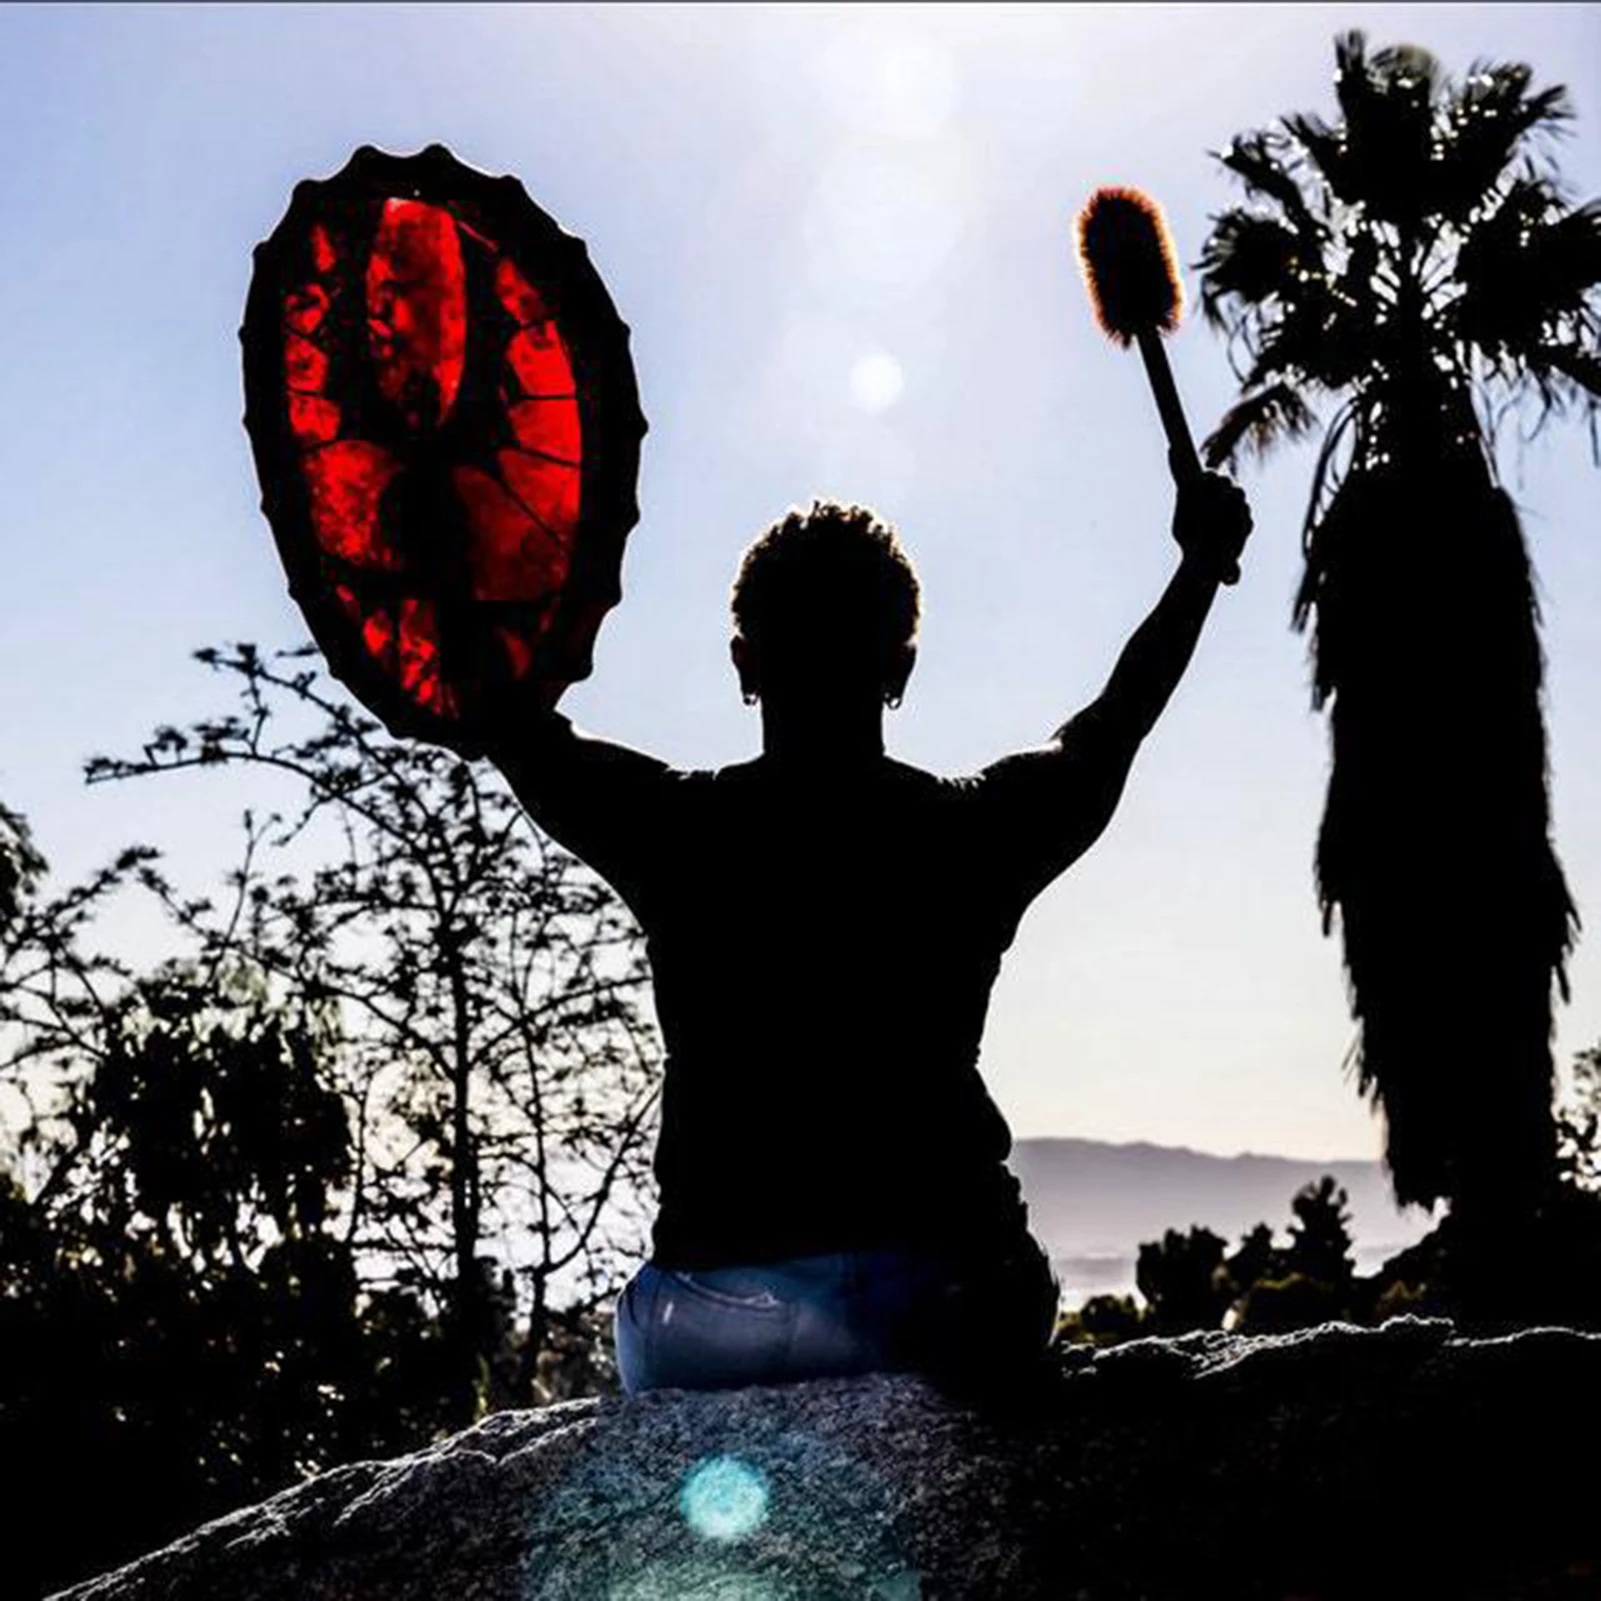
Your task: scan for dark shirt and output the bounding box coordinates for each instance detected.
[493,710,1131,1270]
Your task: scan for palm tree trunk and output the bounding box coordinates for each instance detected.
[1303,420,1576,1224]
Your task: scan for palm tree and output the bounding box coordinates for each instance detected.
[1196,32,1600,1227]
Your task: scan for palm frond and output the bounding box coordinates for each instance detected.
[1367,41,1443,101]
[1213,129,1326,242]
[1517,343,1601,464]
[1331,30,1374,129]
[1342,36,1441,227]
[1541,343,1601,397]
[1194,208,1304,330]
[1283,111,1356,204]
[1452,178,1561,349]
[1525,198,1601,317]
[1436,62,1573,218]
[1201,383,1317,470]
[1457,185,1601,357]
[1242,285,1373,396]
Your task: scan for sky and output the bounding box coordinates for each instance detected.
[1,3,1598,1168]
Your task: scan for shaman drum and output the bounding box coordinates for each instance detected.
[240,143,647,751]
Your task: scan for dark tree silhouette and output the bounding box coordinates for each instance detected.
[1222,1220,1282,1303]
[1135,1224,1232,1333]
[1058,1292,1145,1348]
[0,816,455,1599]
[1556,1044,1601,1194]
[1197,32,1600,1224]
[0,807,157,1210]
[0,637,668,1592]
[0,802,44,931]
[84,643,664,1426]
[1284,1174,1357,1289]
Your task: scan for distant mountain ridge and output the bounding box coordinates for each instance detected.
[1007,1136,1438,1300]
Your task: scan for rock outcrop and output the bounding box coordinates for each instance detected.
[51,1318,1601,1601]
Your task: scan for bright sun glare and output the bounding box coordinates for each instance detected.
[849,349,905,412]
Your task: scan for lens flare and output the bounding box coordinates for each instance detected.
[679,1455,769,1543]
[850,351,905,413]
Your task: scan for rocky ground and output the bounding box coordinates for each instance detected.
[51,1318,1601,1601]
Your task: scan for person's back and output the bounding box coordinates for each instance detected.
[576,748,1055,1269]
[484,487,1251,1400]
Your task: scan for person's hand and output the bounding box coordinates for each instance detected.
[455,671,569,766]
[1171,460,1252,586]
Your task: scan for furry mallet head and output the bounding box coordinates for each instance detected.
[1076,186,1184,348]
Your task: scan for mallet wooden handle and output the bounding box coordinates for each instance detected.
[1134,327,1239,586]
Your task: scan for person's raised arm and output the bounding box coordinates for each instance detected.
[477,706,678,910]
[978,468,1253,899]
[1084,468,1252,753]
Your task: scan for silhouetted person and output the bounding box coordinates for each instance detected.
[484,470,1251,1401]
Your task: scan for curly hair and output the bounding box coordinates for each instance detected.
[729,499,921,669]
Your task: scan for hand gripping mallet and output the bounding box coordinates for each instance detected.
[1075,186,1239,585]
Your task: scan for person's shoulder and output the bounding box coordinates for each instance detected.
[665,756,759,796]
[881,756,953,793]
[903,750,1013,797]
[880,757,989,821]
[707,756,763,782]
[663,756,763,802]
[966,743,1064,784]
[934,745,1075,831]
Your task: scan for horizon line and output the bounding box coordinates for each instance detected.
[1012,1133,1386,1166]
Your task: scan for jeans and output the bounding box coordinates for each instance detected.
[614,1234,1061,1400]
